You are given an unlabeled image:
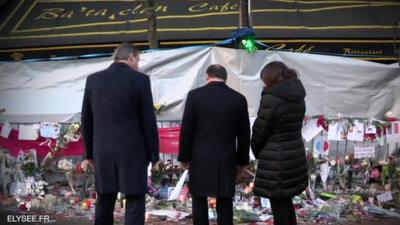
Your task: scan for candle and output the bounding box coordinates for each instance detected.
[82,202,88,210]
[86,199,93,209]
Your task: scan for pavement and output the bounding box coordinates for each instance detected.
[1,210,400,225]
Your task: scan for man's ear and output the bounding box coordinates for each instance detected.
[132,53,140,62]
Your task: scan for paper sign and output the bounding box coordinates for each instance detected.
[347,120,365,142]
[159,187,174,199]
[302,119,323,142]
[168,169,188,201]
[260,197,271,209]
[376,192,393,203]
[258,215,273,221]
[328,122,344,141]
[148,210,189,220]
[313,198,327,208]
[365,124,377,134]
[0,122,12,138]
[10,182,26,196]
[18,124,39,140]
[386,122,400,143]
[313,135,330,156]
[39,122,61,139]
[354,145,375,159]
[394,122,400,134]
[320,161,330,184]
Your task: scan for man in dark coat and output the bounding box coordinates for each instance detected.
[178,64,250,225]
[81,42,159,225]
[251,61,308,225]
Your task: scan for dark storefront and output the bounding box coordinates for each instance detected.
[0,0,399,63]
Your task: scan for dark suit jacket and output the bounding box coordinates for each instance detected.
[81,62,159,195]
[178,82,250,197]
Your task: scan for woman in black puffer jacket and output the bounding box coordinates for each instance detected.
[251,61,308,225]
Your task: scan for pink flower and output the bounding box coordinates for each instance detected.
[370,168,380,179]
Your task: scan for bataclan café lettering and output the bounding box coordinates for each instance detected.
[35,2,239,20]
[266,44,315,54]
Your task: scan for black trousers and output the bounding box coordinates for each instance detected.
[270,198,297,225]
[95,193,145,225]
[192,195,233,225]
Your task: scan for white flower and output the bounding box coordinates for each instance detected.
[379,160,388,165]
[57,159,74,171]
[385,111,393,118]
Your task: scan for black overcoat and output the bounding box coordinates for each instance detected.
[81,62,159,195]
[251,78,308,199]
[178,82,250,197]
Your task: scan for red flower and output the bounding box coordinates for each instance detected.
[317,115,329,131]
[386,117,399,122]
[18,203,28,211]
[76,164,84,174]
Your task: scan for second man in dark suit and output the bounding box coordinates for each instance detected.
[178,64,250,225]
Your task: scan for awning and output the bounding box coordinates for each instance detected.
[0,0,399,62]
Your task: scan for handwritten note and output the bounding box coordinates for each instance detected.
[347,120,364,142]
[376,192,393,203]
[302,119,323,142]
[18,124,39,140]
[1,122,12,138]
[354,145,375,159]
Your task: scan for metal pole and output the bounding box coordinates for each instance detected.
[239,0,249,27]
[248,0,253,27]
[147,0,159,49]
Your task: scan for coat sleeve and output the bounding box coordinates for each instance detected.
[236,97,250,165]
[251,95,275,159]
[81,78,93,160]
[140,76,160,164]
[178,91,195,162]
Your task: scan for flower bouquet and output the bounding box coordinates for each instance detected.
[39,123,81,177]
[57,159,76,193]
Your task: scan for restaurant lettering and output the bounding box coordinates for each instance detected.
[343,48,383,55]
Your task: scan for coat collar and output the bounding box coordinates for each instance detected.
[110,62,130,69]
[206,81,227,87]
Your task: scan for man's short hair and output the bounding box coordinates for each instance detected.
[206,64,227,80]
[113,42,139,61]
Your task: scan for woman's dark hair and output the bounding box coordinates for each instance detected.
[260,61,298,87]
